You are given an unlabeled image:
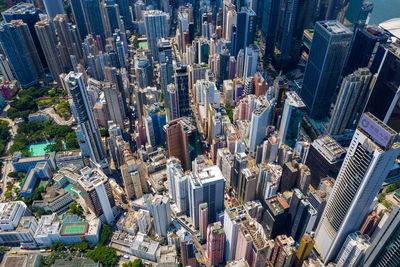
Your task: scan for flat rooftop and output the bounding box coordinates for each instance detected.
[319,20,352,34]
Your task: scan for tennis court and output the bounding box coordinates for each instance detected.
[64,224,86,234]
[60,222,88,236]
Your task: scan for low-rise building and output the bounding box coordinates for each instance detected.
[55,151,83,169]
[32,186,73,214]
[130,233,159,262]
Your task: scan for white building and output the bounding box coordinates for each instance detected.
[137,209,151,234]
[315,113,400,264]
[248,101,274,153]
[335,232,370,267]
[150,195,171,237]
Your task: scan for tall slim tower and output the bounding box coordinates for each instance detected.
[150,195,171,237]
[314,112,400,264]
[0,23,37,88]
[328,68,372,135]
[249,101,274,153]
[207,222,225,265]
[299,21,352,119]
[233,7,256,56]
[143,10,168,60]
[364,43,400,131]
[66,72,105,164]
[81,0,105,43]
[174,65,190,117]
[70,0,88,39]
[11,20,45,79]
[278,91,306,148]
[35,20,64,82]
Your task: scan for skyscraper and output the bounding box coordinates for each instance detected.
[0,23,37,88]
[233,7,256,56]
[164,117,198,171]
[70,0,88,39]
[299,21,352,119]
[243,44,259,79]
[11,20,45,79]
[2,3,47,68]
[150,195,171,237]
[167,157,189,214]
[188,165,225,229]
[66,72,106,165]
[249,102,274,153]
[77,168,115,225]
[174,65,190,117]
[115,0,132,29]
[364,43,400,131]
[0,54,15,81]
[314,112,400,263]
[278,91,306,148]
[328,68,372,135]
[103,82,125,128]
[363,205,400,267]
[35,20,64,82]
[262,0,281,58]
[143,10,168,60]
[81,0,105,43]
[273,0,313,70]
[223,205,247,262]
[294,234,314,267]
[342,26,387,76]
[207,222,225,265]
[43,0,65,20]
[335,232,370,267]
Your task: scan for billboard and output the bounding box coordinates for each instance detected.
[358,113,394,148]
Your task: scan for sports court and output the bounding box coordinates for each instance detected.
[60,222,88,236]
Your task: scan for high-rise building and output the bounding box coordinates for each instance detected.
[81,0,105,43]
[135,55,153,89]
[222,0,235,39]
[43,0,65,20]
[150,195,171,237]
[237,167,258,203]
[199,203,208,240]
[66,72,106,164]
[249,102,274,153]
[2,3,46,68]
[328,68,372,135]
[236,219,274,266]
[262,0,281,59]
[290,195,318,241]
[273,0,313,70]
[335,232,370,267]
[243,44,259,79]
[10,20,45,80]
[223,205,247,262]
[263,196,289,239]
[278,91,305,148]
[77,168,115,225]
[164,117,198,171]
[0,54,15,81]
[364,43,400,131]
[269,234,297,267]
[174,65,191,117]
[207,222,225,265]
[294,234,314,267]
[35,20,64,82]
[0,23,37,88]
[304,135,346,187]
[115,0,132,29]
[181,232,198,267]
[299,21,352,119]
[120,159,143,200]
[103,1,121,35]
[167,158,189,214]
[233,7,256,56]
[342,0,373,29]
[143,10,168,60]
[53,14,83,70]
[188,165,225,229]
[70,0,88,39]
[342,26,388,76]
[359,211,381,237]
[104,82,125,128]
[363,205,400,267]
[314,113,400,263]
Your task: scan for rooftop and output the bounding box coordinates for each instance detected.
[266,196,289,216]
[319,20,352,35]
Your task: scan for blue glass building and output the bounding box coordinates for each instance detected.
[299,21,352,119]
[70,0,88,39]
[0,23,37,88]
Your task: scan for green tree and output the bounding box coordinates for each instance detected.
[50,241,64,251]
[69,202,84,217]
[65,132,79,149]
[86,246,117,265]
[224,104,233,122]
[132,259,142,267]
[99,224,113,246]
[99,127,109,138]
